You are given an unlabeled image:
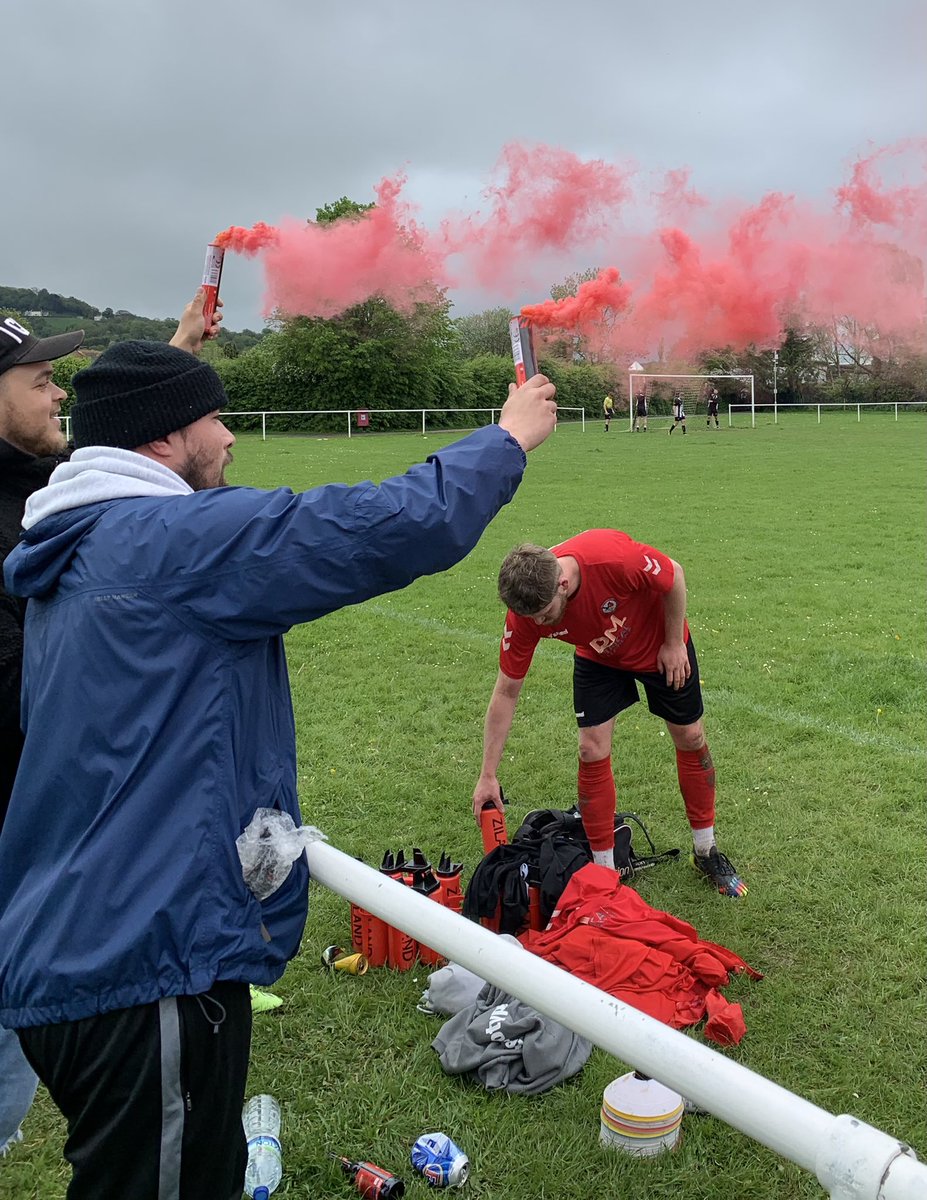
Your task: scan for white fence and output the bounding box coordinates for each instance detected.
[729,401,926,427]
[61,406,587,444]
[308,840,926,1200]
[222,406,587,440]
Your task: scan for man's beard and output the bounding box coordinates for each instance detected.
[2,412,66,458]
[178,449,228,492]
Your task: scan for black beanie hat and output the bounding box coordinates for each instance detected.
[71,340,227,450]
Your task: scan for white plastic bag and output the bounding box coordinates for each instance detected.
[236,807,327,901]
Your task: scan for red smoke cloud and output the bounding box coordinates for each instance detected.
[216,178,441,319]
[652,168,709,221]
[216,139,926,357]
[214,221,278,254]
[521,267,632,329]
[835,140,927,231]
[436,144,633,290]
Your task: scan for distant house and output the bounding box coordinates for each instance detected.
[24,310,44,318]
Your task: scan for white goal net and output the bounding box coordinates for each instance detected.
[627,373,755,429]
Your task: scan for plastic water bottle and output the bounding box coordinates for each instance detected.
[243,1094,282,1199]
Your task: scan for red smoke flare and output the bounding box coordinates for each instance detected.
[521,267,632,328]
[215,139,926,357]
[214,222,279,254]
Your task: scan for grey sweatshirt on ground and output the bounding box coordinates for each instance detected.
[432,984,592,1095]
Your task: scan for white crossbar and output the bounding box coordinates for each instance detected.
[305,840,924,1199]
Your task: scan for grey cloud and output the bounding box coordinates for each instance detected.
[6,0,924,330]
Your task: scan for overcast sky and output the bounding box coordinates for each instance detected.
[7,0,925,332]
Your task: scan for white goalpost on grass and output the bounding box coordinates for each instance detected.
[628,372,756,429]
[306,840,926,1199]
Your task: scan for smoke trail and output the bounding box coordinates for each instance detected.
[216,139,926,356]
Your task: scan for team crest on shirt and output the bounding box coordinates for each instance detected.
[601,598,617,614]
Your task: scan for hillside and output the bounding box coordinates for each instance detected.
[0,284,265,354]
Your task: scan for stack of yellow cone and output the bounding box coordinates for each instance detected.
[599,1072,683,1157]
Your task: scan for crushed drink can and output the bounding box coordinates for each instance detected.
[410,1132,469,1188]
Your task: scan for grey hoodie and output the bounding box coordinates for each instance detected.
[432,983,592,1095]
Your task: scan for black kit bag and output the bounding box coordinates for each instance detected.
[514,807,679,880]
[463,807,679,935]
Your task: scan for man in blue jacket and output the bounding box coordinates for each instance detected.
[0,340,556,1199]
[0,297,222,1166]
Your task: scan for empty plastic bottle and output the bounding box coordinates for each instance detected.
[243,1094,282,1199]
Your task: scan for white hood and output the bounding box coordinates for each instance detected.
[23,446,192,530]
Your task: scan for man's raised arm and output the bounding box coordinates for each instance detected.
[472,669,526,821]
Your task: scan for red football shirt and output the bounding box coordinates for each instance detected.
[499,529,687,680]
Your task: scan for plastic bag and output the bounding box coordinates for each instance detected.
[236,807,327,900]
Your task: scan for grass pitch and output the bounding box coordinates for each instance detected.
[7,414,925,1199]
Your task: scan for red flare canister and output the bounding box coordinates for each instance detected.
[331,1154,405,1198]
[508,315,537,385]
[528,883,544,932]
[477,799,508,931]
[201,242,224,332]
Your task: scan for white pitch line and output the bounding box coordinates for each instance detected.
[705,687,925,759]
[361,605,926,760]
[362,602,500,644]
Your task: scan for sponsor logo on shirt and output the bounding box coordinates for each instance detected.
[601,598,617,613]
[590,614,630,655]
[502,624,512,652]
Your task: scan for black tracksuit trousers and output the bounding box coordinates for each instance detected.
[18,981,251,1200]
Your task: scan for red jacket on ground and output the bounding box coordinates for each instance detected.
[521,864,762,1045]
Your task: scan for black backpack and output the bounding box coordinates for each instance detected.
[514,807,679,878]
[463,808,678,935]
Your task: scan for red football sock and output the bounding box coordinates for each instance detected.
[676,744,716,830]
[577,755,617,850]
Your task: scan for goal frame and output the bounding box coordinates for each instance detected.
[627,373,756,428]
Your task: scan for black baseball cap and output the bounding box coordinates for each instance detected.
[0,316,85,377]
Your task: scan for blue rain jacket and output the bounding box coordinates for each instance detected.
[0,425,525,1027]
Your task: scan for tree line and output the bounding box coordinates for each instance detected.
[12,196,923,424]
[0,285,264,355]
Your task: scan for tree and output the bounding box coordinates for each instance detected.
[52,353,91,410]
[544,267,611,363]
[698,328,819,405]
[314,196,375,225]
[258,197,461,420]
[272,292,458,415]
[772,329,818,403]
[549,267,601,303]
[451,307,514,359]
[0,307,29,327]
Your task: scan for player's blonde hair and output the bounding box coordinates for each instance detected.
[498,544,560,616]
